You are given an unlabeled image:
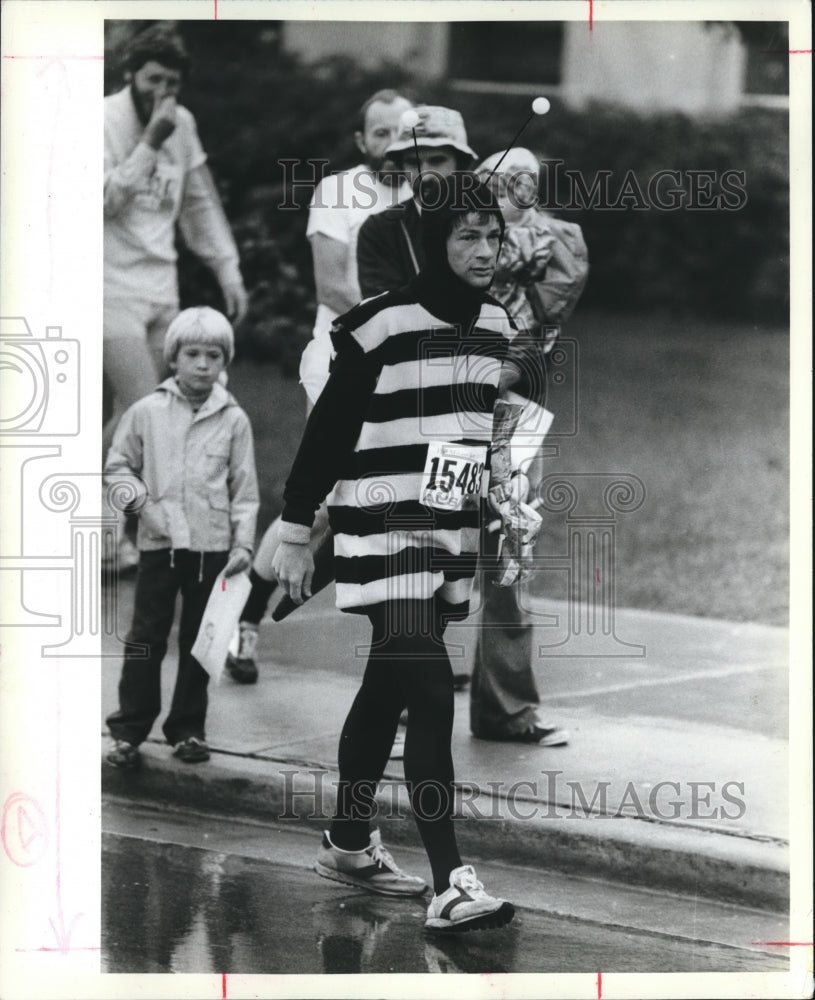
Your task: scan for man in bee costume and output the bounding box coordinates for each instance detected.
[273,172,538,932]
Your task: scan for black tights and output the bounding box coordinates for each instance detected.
[240,569,277,626]
[330,600,462,894]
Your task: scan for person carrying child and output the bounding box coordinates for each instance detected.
[469,146,589,743]
[104,306,259,768]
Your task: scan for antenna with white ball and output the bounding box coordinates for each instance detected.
[400,108,422,180]
[484,96,550,182]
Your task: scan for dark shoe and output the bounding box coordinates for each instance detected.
[475,725,569,746]
[106,739,141,769]
[172,737,211,763]
[225,622,259,684]
[507,724,569,746]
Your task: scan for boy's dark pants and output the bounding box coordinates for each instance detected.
[106,549,228,747]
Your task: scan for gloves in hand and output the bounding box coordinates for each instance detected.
[488,489,542,586]
[488,398,541,585]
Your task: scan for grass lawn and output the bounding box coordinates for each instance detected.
[228,309,789,626]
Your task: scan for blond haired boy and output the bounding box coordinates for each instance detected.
[105,307,258,767]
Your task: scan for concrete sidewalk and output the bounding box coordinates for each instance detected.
[102,581,790,912]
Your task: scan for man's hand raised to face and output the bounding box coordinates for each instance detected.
[144,94,177,150]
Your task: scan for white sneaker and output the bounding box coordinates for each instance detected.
[314,828,427,897]
[425,865,514,932]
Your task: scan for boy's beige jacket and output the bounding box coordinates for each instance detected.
[105,378,258,554]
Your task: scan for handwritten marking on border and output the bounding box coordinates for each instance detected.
[1,793,49,868]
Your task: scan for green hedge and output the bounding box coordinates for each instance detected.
[108,22,789,367]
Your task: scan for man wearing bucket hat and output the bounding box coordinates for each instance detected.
[356,106,477,298]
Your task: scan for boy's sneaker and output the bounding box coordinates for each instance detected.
[225,622,259,684]
[425,865,514,933]
[106,739,141,769]
[314,829,427,897]
[172,737,211,763]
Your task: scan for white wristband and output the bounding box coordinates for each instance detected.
[278,521,311,545]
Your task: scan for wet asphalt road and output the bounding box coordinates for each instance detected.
[102,812,787,976]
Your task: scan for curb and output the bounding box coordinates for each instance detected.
[103,743,789,913]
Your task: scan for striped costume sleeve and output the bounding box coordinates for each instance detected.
[281,323,380,529]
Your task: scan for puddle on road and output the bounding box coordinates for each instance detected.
[102,833,787,975]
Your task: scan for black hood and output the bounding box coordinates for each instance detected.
[410,171,506,326]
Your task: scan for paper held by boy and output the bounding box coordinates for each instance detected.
[191,572,253,683]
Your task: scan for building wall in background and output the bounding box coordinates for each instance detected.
[281,21,448,78]
[282,19,786,117]
[560,22,745,114]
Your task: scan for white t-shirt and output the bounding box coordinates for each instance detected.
[104,87,207,302]
[306,163,409,340]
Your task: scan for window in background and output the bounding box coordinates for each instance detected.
[447,21,564,89]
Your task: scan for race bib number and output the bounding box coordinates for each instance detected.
[420,442,488,512]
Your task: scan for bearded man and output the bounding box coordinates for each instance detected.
[299,89,414,406]
[104,23,247,455]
